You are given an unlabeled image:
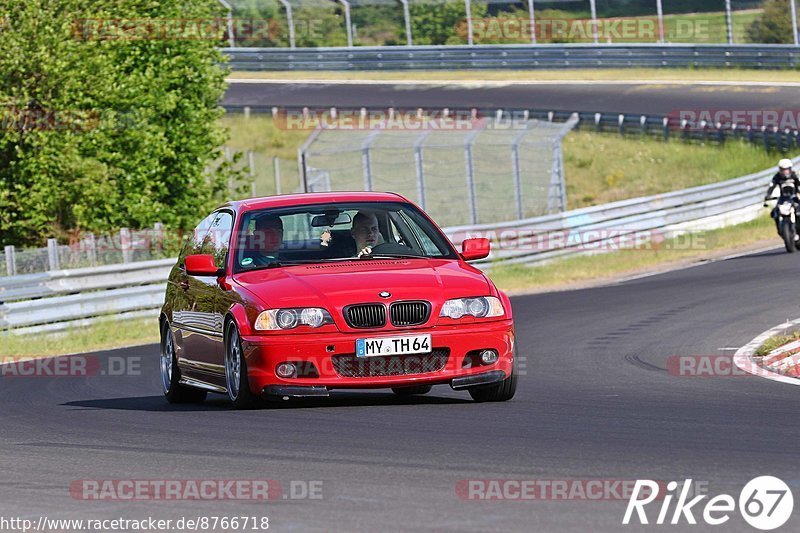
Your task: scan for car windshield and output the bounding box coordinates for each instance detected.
[233,201,458,272]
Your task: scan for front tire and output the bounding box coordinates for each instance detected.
[782,221,797,253]
[225,322,262,409]
[392,385,433,396]
[160,321,207,404]
[469,350,518,403]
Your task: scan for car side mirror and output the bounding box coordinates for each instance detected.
[185,254,222,276]
[461,238,490,261]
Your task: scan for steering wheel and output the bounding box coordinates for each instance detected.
[370,242,415,255]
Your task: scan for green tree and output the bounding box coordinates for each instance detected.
[747,0,796,44]
[410,0,487,45]
[0,0,238,245]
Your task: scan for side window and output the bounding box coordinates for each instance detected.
[206,211,233,269]
[179,212,216,263]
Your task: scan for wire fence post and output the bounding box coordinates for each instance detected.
[656,0,665,43]
[589,0,599,44]
[273,156,282,195]
[339,0,353,47]
[400,0,412,46]
[724,0,734,44]
[4,244,16,276]
[47,238,60,271]
[464,0,473,46]
[527,0,536,45]
[464,130,480,225]
[361,130,381,192]
[792,0,800,46]
[278,0,296,48]
[86,233,97,266]
[120,228,133,264]
[414,131,432,210]
[511,129,527,220]
[218,0,235,48]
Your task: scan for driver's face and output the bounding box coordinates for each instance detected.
[783,168,793,177]
[352,216,379,250]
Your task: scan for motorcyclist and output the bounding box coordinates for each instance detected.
[764,159,800,234]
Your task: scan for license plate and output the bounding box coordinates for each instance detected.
[356,334,431,358]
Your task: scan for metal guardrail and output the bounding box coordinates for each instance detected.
[445,156,800,267]
[2,156,796,334]
[223,44,800,71]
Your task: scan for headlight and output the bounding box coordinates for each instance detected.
[779,203,794,216]
[255,308,333,330]
[440,297,504,319]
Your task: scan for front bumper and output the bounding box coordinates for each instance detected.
[241,320,515,395]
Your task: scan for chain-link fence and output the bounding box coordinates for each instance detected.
[297,113,578,228]
[223,0,796,47]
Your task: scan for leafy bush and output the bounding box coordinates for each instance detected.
[747,0,796,44]
[0,0,238,246]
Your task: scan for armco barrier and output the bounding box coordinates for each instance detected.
[1,157,796,334]
[223,44,800,71]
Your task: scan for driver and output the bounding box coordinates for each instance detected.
[764,159,800,234]
[241,215,283,267]
[351,211,383,257]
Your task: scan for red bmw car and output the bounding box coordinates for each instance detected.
[159,192,517,409]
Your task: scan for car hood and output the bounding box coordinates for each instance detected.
[233,258,491,320]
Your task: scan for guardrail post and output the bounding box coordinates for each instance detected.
[762,126,770,151]
[716,122,725,144]
[595,113,602,132]
[244,106,250,119]
[4,245,16,276]
[662,117,670,142]
[640,115,647,136]
[618,114,625,137]
[120,228,132,264]
[47,238,60,271]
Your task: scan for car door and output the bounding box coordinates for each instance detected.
[171,211,225,382]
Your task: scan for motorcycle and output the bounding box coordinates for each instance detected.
[766,182,800,254]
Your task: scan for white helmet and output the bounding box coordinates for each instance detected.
[779,159,793,170]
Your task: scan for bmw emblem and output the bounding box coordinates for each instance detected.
[379,291,391,299]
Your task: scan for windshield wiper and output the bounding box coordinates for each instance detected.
[360,254,425,260]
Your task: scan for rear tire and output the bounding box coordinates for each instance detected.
[225,322,262,410]
[392,385,433,396]
[782,221,797,254]
[161,320,207,404]
[468,350,518,403]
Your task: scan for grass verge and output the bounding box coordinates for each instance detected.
[488,214,776,294]
[0,317,159,358]
[755,331,800,357]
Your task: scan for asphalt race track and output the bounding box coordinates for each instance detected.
[223,80,800,115]
[3,246,800,532]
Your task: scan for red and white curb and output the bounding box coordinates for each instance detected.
[734,318,800,386]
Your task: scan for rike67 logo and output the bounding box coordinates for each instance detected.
[623,477,793,530]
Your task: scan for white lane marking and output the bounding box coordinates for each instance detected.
[226,78,800,88]
[734,318,800,387]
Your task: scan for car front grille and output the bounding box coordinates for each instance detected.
[390,301,430,327]
[331,349,450,378]
[344,303,387,329]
